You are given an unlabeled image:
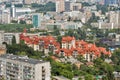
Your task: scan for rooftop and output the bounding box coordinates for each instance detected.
[0,54,46,64]
[52,76,70,80]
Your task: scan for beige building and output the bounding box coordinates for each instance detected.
[0,10,11,24]
[0,54,51,80]
[2,12,11,24]
[109,11,120,28]
[56,0,65,12]
[24,0,32,4]
[0,45,6,55]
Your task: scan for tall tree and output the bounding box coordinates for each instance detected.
[12,36,16,44]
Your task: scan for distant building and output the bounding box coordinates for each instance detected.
[0,31,20,45]
[104,0,118,6]
[32,13,42,28]
[0,10,11,24]
[70,2,82,11]
[109,11,120,28]
[65,1,71,12]
[23,0,55,4]
[23,0,32,4]
[8,0,23,4]
[4,33,20,44]
[56,0,65,12]
[10,4,35,18]
[0,54,51,80]
[2,12,11,24]
[0,31,4,45]
[23,0,40,4]
[0,44,6,55]
[10,4,16,18]
[0,0,11,3]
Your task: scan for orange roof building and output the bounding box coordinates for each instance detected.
[58,36,111,61]
[20,32,60,53]
[20,31,111,61]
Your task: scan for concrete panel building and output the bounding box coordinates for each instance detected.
[0,54,51,80]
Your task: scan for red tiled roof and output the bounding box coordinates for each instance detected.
[20,31,111,57]
[62,36,75,43]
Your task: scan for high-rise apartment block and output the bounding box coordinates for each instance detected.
[10,4,16,18]
[56,0,65,12]
[65,1,71,11]
[0,54,51,80]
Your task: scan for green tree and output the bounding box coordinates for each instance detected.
[101,62,114,80]
[17,51,26,56]
[65,29,74,36]
[88,13,99,23]
[0,24,32,32]
[53,25,60,36]
[19,20,26,24]
[94,58,114,79]
[50,60,74,79]
[11,20,18,23]
[102,76,108,80]
[96,4,108,14]
[32,2,55,12]
[12,36,16,44]
[6,43,42,59]
[85,74,94,80]
[111,49,120,65]
[77,55,86,62]
[57,35,62,44]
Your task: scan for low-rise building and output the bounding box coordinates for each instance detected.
[57,36,111,62]
[0,31,20,45]
[20,31,60,55]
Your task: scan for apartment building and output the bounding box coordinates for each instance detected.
[56,0,65,12]
[0,31,4,45]
[0,54,51,80]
